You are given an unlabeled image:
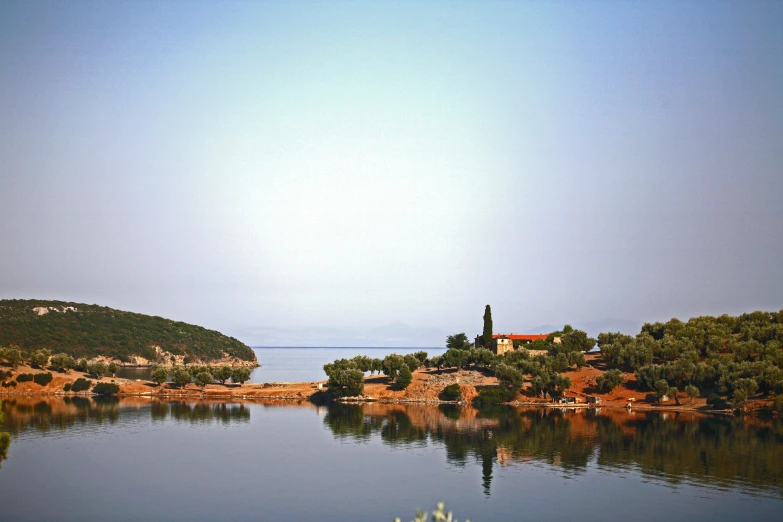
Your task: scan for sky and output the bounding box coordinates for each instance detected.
[1,1,781,346]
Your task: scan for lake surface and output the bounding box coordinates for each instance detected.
[1,396,782,522]
[115,347,447,383]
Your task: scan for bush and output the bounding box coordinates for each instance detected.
[439,383,462,401]
[71,378,92,392]
[16,373,34,383]
[33,373,53,386]
[474,387,515,405]
[63,383,72,392]
[92,382,120,395]
[707,393,727,409]
[1,381,17,388]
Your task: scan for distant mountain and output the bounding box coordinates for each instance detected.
[524,319,642,338]
[0,299,257,364]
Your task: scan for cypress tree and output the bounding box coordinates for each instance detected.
[483,305,493,348]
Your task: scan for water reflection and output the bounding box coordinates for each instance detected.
[322,403,783,498]
[2,397,782,500]
[151,401,250,424]
[0,397,250,437]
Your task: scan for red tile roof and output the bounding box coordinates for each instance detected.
[493,333,549,341]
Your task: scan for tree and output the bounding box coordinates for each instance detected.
[327,368,364,398]
[414,351,428,366]
[446,333,471,350]
[403,354,421,372]
[732,378,759,408]
[151,367,169,386]
[31,349,51,369]
[495,363,524,392]
[50,353,76,373]
[686,384,699,405]
[382,354,406,381]
[655,379,670,402]
[397,365,413,389]
[108,362,119,378]
[482,305,493,348]
[596,369,623,393]
[171,366,192,387]
[231,367,251,385]
[193,371,213,389]
[214,366,233,384]
[87,361,109,379]
[2,346,23,369]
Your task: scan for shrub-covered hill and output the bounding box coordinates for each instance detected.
[0,299,257,364]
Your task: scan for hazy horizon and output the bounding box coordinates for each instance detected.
[2,2,781,347]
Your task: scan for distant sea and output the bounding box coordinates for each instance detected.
[248,347,447,383]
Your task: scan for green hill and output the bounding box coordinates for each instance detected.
[0,299,257,364]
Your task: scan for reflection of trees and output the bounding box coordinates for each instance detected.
[1,397,120,434]
[155,402,250,425]
[0,398,250,436]
[0,400,10,469]
[596,413,783,490]
[322,403,783,498]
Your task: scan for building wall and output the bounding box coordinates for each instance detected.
[492,338,514,355]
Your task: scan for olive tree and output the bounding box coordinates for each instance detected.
[171,366,192,387]
[30,349,51,369]
[87,361,109,379]
[231,367,251,385]
[685,384,699,405]
[151,366,169,386]
[193,371,213,389]
[213,366,233,385]
[595,369,623,393]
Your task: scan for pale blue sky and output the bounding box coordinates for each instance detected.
[1,1,781,346]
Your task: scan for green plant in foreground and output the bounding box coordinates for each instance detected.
[395,502,470,522]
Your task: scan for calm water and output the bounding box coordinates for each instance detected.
[116,347,447,383]
[1,396,782,522]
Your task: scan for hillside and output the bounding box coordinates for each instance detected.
[0,299,257,365]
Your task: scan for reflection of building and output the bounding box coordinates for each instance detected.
[477,333,550,355]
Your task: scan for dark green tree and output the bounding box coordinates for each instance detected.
[214,366,233,384]
[108,362,119,377]
[328,368,364,398]
[686,384,699,405]
[446,333,472,350]
[151,367,169,386]
[231,367,251,385]
[483,305,493,348]
[403,354,421,372]
[382,354,406,380]
[194,371,213,388]
[397,364,413,389]
[171,366,192,387]
[596,369,623,392]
